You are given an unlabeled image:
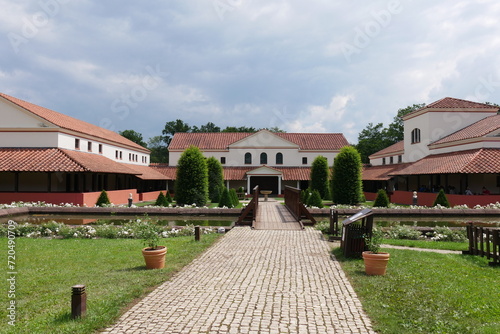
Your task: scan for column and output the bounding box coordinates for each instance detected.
[278,175,282,195]
[247,176,251,193]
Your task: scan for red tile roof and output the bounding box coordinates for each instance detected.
[168,131,349,151]
[124,164,169,180]
[430,115,500,146]
[369,141,404,158]
[0,148,139,174]
[0,93,149,152]
[362,163,411,181]
[404,97,498,119]
[150,164,177,180]
[150,165,312,181]
[390,148,500,175]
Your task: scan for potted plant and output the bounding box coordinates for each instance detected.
[362,227,390,275]
[139,223,167,269]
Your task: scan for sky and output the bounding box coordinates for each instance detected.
[1,0,500,144]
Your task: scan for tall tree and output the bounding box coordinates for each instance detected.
[206,156,225,202]
[331,146,363,205]
[162,119,191,145]
[310,156,330,199]
[222,126,257,132]
[119,129,147,147]
[147,136,168,163]
[385,103,425,143]
[356,123,390,163]
[192,122,221,133]
[175,146,208,206]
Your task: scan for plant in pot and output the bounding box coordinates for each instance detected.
[362,227,390,275]
[139,222,167,269]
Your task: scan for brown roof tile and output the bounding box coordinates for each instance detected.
[124,164,169,180]
[150,164,177,180]
[369,141,404,158]
[0,93,148,152]
[431,115,500,146]
[404,97,499,119]
[362,163,411,181]
[168,131,349,151]
[390,149,500,175]
[0,148,139,174]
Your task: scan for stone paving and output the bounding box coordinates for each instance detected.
[102,227,376,334]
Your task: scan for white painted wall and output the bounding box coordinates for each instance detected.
[0,131,59,147]
[0,101,57,128]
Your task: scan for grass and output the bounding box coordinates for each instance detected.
[0,235,221,334]
[333,247,500,334]
[382,238,468,251]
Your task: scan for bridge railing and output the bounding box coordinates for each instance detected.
[236,185,259,226]
[284,186,316,226]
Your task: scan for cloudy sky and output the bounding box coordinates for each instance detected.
[1,0,500,144]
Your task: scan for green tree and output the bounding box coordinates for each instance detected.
[229,188,239,207]
[310,156,330,199]
[162,119,191,145]
[165,190,172,203]
[175,146,208,206]
[192,122,221,133]
[147,136,168,163]
[433,189,450,208]
[373,189,390,208]
[207,157,225,203]
[355,123,390,164]
[307,189,324,208]
[385,103,425,143]
[218,188,233,208]
[331,146,363,205]
[119,129,147,147]
[95,190,111,207]
[155,191,169,207]
[222,126,257,132]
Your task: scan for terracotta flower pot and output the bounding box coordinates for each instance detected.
[362,251,390,276]
[142,246,167,269]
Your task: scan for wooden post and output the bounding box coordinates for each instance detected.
[195,226,200,241]
[71,285,86,319]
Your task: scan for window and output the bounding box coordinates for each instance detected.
[75,139,80,150]
[398,155,402,163]
[129,153,132,161]
[98,144,103,154]
[411,128,421,144]
[119,151,123,160]
[260,152,267,164]
[302,157,307,165]
[382,157,386,165]
[115,150,119,159]
[221,157,226,164]
[244,152,252,164]
[276,152,283,165]
[390,156,393,164]
[87,142,92,152]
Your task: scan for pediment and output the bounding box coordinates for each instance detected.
[0,98,58,129]
[246,166,283,176]
[229,130,298,149]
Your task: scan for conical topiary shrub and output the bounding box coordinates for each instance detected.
[307,189,324,208]
[229,188,239,208]
[165,190,172,203]
[218,188,233,208]
[96,190,111,207]
[433,189,450,208]
[155,192,169,207]
[373,189,390,208]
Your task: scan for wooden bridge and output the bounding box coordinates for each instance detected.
[236,186,316,230]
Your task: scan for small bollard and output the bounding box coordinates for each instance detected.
[128,193,133,207]
[71,285,86,319]
[194,226,201,241]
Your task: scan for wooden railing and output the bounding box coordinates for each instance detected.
[236,185,259,226]
[284,186,316,226]
[463,223,500,266]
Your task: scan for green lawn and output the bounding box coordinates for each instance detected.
[333,247,500,334]
[0,235,221,334]
[382,238,468,251]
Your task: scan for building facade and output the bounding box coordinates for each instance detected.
[159,130,349,195]
[0,92,167,205]
[363,97,500,206]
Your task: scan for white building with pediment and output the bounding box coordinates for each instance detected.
[161,130,349,194]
